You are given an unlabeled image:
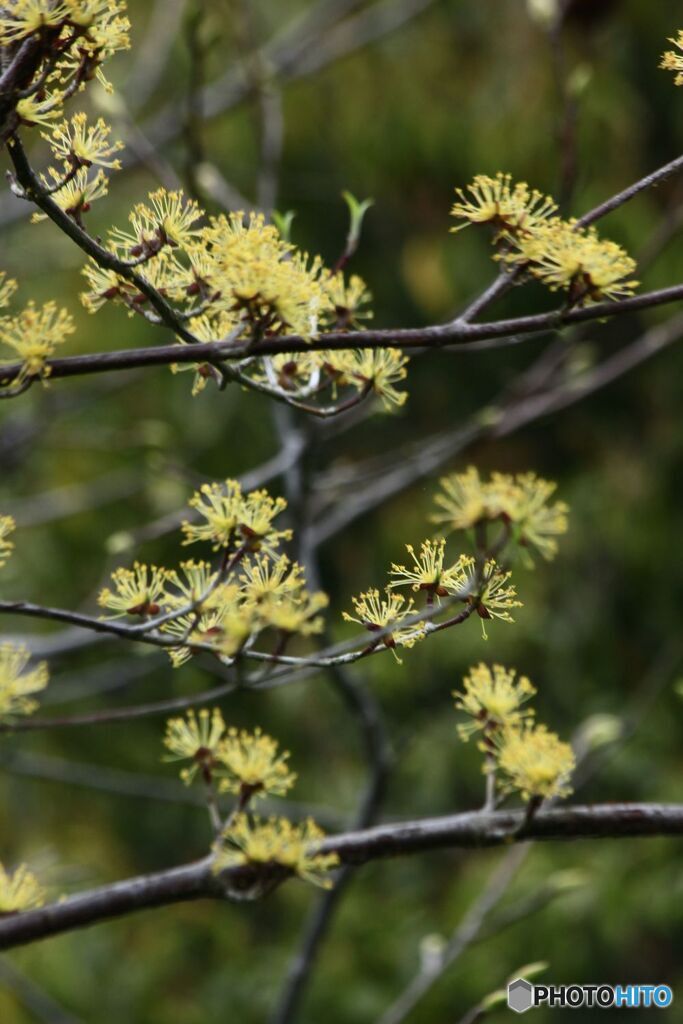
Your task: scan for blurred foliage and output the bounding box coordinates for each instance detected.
[1,0,682,1021]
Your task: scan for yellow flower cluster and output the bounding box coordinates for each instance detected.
[181,480,292,555]
[1,0,403,415]
[1,1,130,131]
[346,549,519,649]
[30,113,124,223]
[322,272,373,329]
[0,292,74,386]
[162,710,337,887]
[163,708,230,785]
[163,710,296,798]
[661,31,683,85]
[0,515,15,567]
[389,540,471,597]
[451,172,638,307]
[99,482,327,666]
[470,560,522,639]
[47,112,123,170]
[0,643,49,721]
[0,272,17,309]
[98,562,169,618]
[454,663,536,740]
[0,862,45,915]
[217,726,296,800]
[343,466,568,652]
[455,663,575,802]
[323,348,409,410]
[503,219,638,305]
[343,588,426,661]
[497,724,575,802]
[451,173,557,237]
[433,467,569,564]
[77,186,409,410]
[212,814,339,889]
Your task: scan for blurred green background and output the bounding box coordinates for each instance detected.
[1,0,682,1021]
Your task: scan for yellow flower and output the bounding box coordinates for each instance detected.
[163,708,226,785]
[432,467,503,531]
[182,480,291,554]
[0,516,15,568]
[162,560,219,608]
[0,273,17,310]
[239,554,306,604]
[450,173,557,236]
[464,558,522,639]
[64,0,127,33]
[261,590,329,636]
[34,167,109,221]
[110,190,204,259]
[0,643,49,720]
[204,212,331,340]
[454,663,536,740]
[321,271,373,329]
[98,562,170,618]
[432,468,569,563]
[661,31,683,85]
[497,724,575,801]
[45,113,123,169]
[0,863,45,915]
[499,472,569,563]
[325,348,409,410]
[15,93,63,129]
[62,1,130,72]
[389,540,470,598]
[140,189,204,248]
[0,301,74,385]
[213,814,339,888]
[211,604,262,660]
[505,218,638,305]
[236,489,292,551]
[0,1,67,44]
[80,261,135,312]
[0,2,129,112]
[343,587,425,660]
[159,593,256,667]
[215,727,296,799]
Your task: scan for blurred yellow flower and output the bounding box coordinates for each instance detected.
[0,516,15,568]
[497,724,575,801]
[163,708,226,785]
[454,663,536,740]
[0,863,45,915]
[661,31,683,85]
[216,728,296,800]
[0,643,49,720]
[213,814,339,888]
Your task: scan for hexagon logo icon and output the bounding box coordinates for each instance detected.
[508,978,534,1013]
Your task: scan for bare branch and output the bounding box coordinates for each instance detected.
[0,804,680,952]
[2,279,683,393]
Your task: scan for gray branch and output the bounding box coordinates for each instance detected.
[0,804,680,952]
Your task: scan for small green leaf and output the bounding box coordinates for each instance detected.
[273,210,296,242]
[342,190,374,253]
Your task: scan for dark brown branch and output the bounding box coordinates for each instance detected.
[2,281,683,391]
[576,153,683,228]
[0,804,680,951]
[321,803,683,864]
[0,857,220,951]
